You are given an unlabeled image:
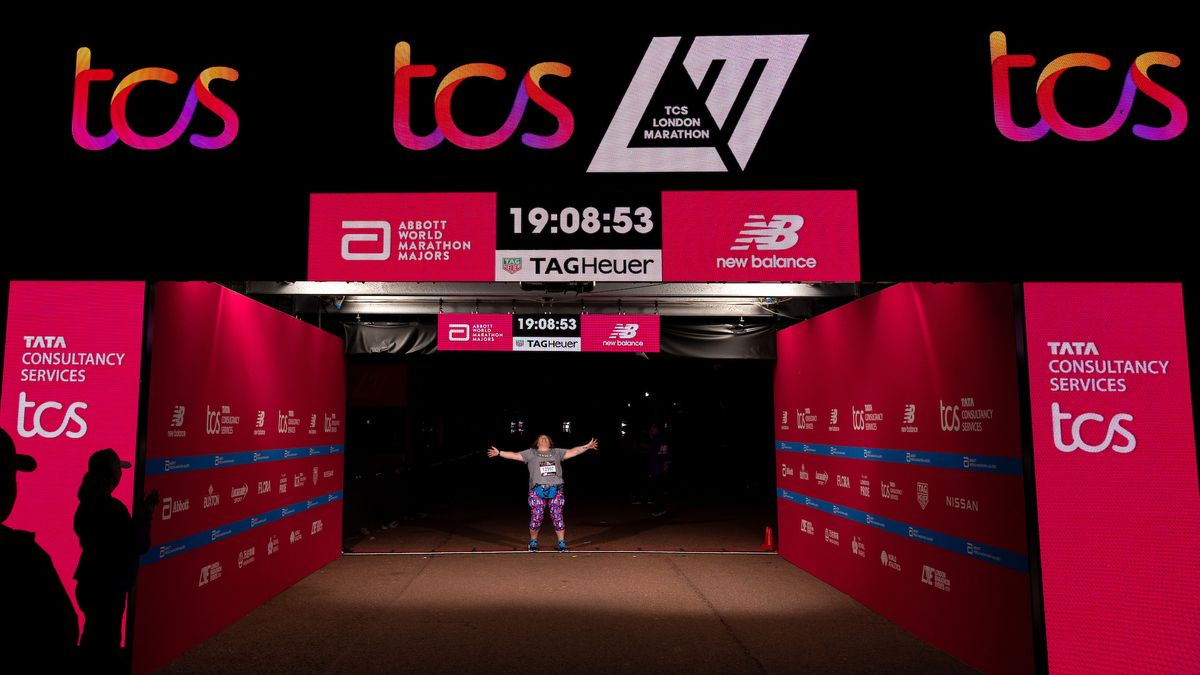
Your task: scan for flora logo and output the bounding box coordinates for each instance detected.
[590,35,807,172]
[16,392,87,439]
[72,47,238,150]
[731,215,802,251]
[1051,402,1136,453]
[393,42,573,150]
[990,31,1186,142]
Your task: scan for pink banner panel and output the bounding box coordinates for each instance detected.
[1024,283,1199,673]
[133,282,345,675]
[437,314,513,352]
[774,283,1032,673]
[1,281,145,642]
[662,190,858,281]
[309,192,496,281]
[580,315,660,352]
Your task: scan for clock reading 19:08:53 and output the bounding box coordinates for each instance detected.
[516,317,578,331]
[508,206,654,234]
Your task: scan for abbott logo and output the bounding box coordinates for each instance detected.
[609,324,639,339]
[589,35,807,172]
[1051,402,1136,453]
[448,324,471,341]
[16,392,87,439]
[341,221,390,261]
[731,215,802,251]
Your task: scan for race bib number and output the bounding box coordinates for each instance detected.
[539,462,558,477]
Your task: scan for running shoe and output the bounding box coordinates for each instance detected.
[529,539,538,553]
[557,540,569,553]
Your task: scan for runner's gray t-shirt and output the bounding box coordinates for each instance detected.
[519,448,567,488]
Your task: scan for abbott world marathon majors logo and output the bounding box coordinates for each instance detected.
[341,219,473,264]
[589,35,807,172]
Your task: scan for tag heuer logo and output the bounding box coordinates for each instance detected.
[502,257,523,274]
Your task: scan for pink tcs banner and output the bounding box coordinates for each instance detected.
[309,192,496,281]
[437,314,512,351]
[775,283,1032,674]
[0,281,145,641]
[133,282,345,675]
[580,315,659,353]
[1024,283,1199,673]
[662,190,859,281]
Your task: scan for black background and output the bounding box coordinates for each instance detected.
[1,14,1195,408]
[4,16,1191,278]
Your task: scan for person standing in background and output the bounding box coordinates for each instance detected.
[73,448,158,671]
[1,427,79,670]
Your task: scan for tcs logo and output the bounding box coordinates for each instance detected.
[393,42,573,150]
[72,47,239,151]
[939,400,961,432]
[1051,402,1136,453]
[990,32,1187,141]
[16,392,87,439]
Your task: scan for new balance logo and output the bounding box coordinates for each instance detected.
[731,215,803,251]
[608,324,639,339]
[589,35,807,173]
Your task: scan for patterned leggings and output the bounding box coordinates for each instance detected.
[528,486,565,531]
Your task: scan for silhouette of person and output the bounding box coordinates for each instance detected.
[1,426,79,670]
[642,425,671,517]
[72,448,157,671]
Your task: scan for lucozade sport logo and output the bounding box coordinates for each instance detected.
[71,47,239,150]
[393,42,574,150]
[990,32,1187,141]
[589,35,808,172]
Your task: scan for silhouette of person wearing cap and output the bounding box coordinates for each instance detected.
[73,447,157,670]
[1,426,79,669]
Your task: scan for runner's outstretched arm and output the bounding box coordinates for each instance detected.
[563,438,598,460]
[488,446,525,461]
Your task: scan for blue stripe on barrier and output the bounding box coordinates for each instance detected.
[146,444,345,476]
[141,490,344,566]
[775,441,1022,475]
[776,487,1028,573]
